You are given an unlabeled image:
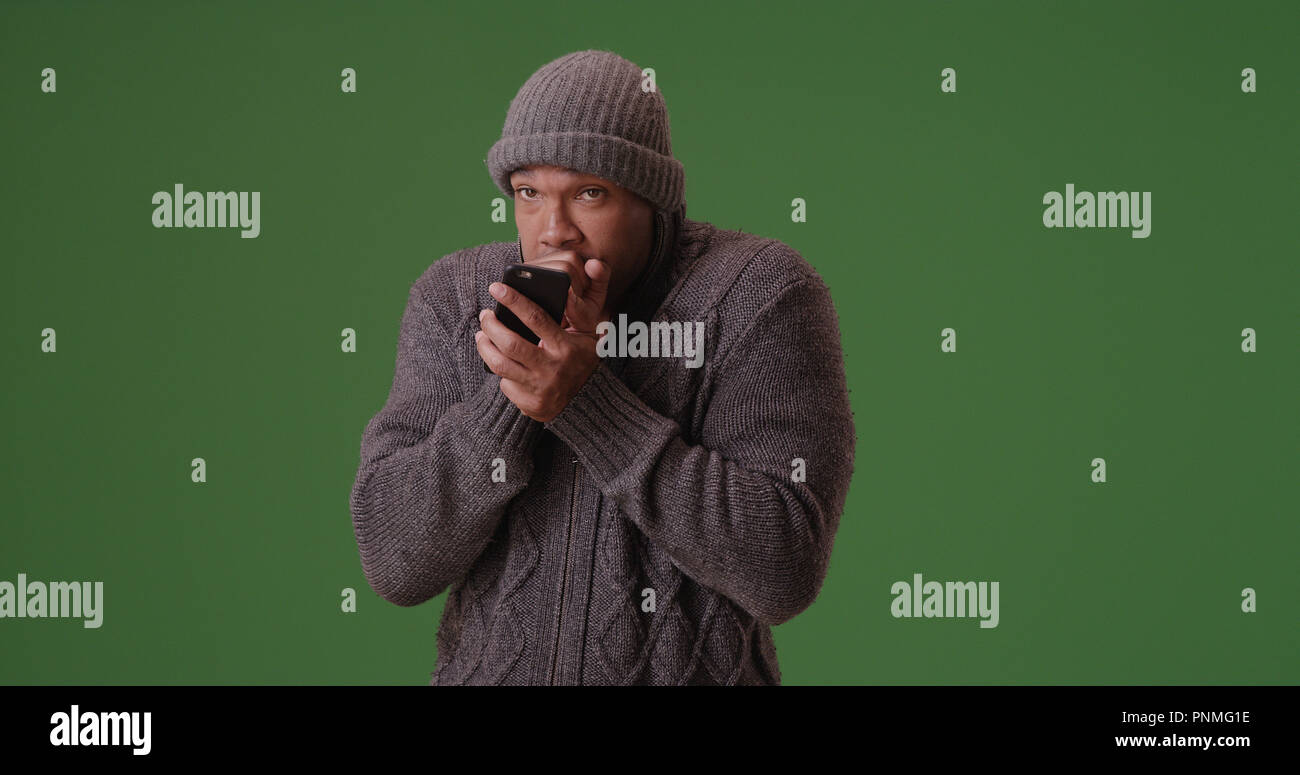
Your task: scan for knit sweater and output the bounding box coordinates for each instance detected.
[349,207,856,685]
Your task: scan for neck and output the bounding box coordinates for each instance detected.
[613,208,679,323]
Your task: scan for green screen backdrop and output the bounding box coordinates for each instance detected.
[2,0,1295,684]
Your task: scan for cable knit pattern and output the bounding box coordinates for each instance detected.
[350,210,856,684]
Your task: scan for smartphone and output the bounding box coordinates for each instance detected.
[482,263,571,372]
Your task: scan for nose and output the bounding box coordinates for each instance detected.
[538,202,583,253]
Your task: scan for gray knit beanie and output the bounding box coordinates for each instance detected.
[486,50,685,215]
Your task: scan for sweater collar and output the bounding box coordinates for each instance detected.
[613,206,683,325]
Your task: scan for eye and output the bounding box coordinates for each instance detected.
[515,186,536,199]
[581,188,604,200]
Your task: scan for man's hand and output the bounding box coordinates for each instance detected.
[525,250,613,334]
[476,258,610,422]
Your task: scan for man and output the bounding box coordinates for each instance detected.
[349,49,856,685]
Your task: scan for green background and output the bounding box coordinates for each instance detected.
[2,0,1294,685]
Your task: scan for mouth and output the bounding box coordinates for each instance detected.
[535,252,602,266]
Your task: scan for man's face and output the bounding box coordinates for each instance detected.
[509,164,654,315]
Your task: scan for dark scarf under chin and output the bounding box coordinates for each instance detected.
[613,206,683,327]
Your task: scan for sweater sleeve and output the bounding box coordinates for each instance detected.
[350,281,543,607]
[545,274,856,627]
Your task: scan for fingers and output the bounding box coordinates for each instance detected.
[584,257,611,295]
[479,307,543,371]
[529,252,589,298]
[563,287,588,330]
[562,289,599,334]
[559,259,612,334]
[475,326,530,382]
[583,257,611,314]
[488,282,564,342]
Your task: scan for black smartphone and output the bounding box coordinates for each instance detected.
[482,263,571,372]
